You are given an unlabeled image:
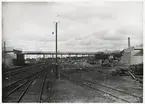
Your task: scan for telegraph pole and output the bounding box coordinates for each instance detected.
[55,22,60,79]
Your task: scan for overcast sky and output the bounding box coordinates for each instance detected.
[2,1,143,52]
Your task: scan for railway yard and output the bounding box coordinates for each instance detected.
[2,1,143,103]
[2,58,143,103]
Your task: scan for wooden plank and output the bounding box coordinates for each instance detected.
[128,71,136,80]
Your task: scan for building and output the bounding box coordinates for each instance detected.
[2,47,25,68]
[121,37,143,65]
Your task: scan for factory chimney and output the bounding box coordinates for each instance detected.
[128,37,130,48]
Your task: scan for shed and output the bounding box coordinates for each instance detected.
[2,47,25,67]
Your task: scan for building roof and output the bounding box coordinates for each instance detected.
[134,50,143,56]
[123,47,134,52]
[2,47,22,54]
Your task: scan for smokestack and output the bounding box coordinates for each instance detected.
[128,37,130,48]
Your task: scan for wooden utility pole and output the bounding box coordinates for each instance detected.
[55,22,60,79]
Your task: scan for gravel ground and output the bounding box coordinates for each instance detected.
[48,79,119,103]
[47,62,143,103]
[68,66,143,103]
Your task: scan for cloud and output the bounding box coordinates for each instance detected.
[2,1,143,52]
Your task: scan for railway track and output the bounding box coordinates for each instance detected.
[2,69,49,102]
[3,68,44,89]
[39,72,48,102]
[2,63,49,89]
[61,65,142,87]
[60,72,143,103]
[4,63,46,77]
[82,79,143,99]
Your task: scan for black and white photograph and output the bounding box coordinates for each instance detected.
[2,0,143,103]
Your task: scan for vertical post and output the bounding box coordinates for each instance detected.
[61,54,62,62]
[52,54,53,60]
[2,41,5,94]
[69,53,71,60]
[3,41,6,68]
[55,22,60,79]
[128,37,130,48]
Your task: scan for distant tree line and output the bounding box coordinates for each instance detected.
[95,52,109,60]
[95,51,123,60]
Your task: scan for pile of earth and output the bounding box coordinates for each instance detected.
[110,67,129,76]
[129,63,143,75]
